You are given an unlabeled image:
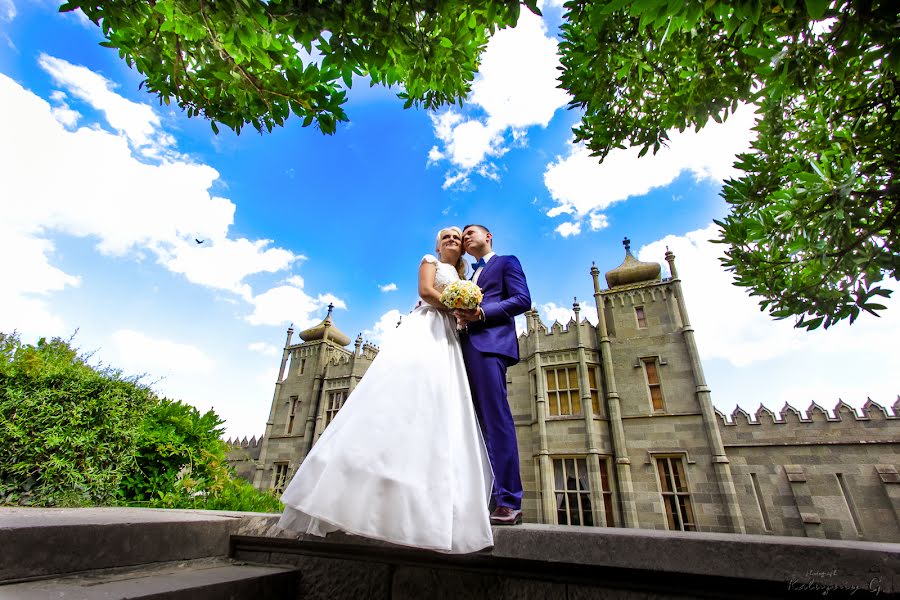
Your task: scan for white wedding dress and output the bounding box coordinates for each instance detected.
[278,255,494,553]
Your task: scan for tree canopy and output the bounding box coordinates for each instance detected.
[560,0,898,330]
[62,0,898,329]
[64,0,528,134]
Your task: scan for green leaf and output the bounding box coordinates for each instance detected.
[804,0,829,19]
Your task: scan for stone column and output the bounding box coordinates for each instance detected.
[665,250,745,533]
[528,310,558,524]
[591,264,638,528]
[573,300,607,526]
[252,325,294,490]
[348,334,363,394]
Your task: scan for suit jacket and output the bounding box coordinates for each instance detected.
[466,254,532,365]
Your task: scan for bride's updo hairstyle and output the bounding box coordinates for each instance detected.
[435,226,467,280]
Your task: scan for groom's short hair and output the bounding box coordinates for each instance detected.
[463,224,492,247]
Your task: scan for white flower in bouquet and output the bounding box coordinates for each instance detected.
[440,280,483,311]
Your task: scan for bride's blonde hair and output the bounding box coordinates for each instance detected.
[435,226,467,279]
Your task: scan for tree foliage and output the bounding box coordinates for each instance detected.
[63,0,528,135]
[560,0,898,329]
[63,0,897,328]
[0,332,281,512]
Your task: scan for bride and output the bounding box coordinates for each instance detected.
[278,226,494,553]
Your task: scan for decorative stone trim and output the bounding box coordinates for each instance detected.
[783,465,806,483]
[876,465,900,484]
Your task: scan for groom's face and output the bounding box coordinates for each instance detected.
[462,226,491,256]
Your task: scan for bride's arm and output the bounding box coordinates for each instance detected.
[418,260,448,310]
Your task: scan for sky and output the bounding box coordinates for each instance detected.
[1,1,897,439]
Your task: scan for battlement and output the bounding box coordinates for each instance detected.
[225,436,263,449]
[716,398,900,447]
[518,312,595,344]
[717,398,900,425]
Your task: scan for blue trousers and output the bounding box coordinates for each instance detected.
[460,338,522,510]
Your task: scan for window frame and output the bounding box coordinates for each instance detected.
[656,455,696,531]
[272,462,290,494]
[324,389,348,427]
[544,365,582,417]
[634,305,648,329]
[286,395,300,434]
[641,357,666,412]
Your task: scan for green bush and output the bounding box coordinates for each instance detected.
[0,332,282,513]
[0,333,152,506]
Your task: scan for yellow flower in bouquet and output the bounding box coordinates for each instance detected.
[440,280,483,311]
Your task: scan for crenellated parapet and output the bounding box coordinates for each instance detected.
[716,397,900,446]
[518,311,598,354]
[224,435,262,449]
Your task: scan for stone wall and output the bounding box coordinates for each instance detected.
[718,400,900,542]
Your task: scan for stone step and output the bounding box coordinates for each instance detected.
[0,557,299,600]
[0,508,248,582]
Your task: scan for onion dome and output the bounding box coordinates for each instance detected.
[297,304,352,346]
[605,237,661,288]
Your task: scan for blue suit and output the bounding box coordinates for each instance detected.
[460,254,531,510]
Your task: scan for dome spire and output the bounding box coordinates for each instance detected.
[297,304,351,346]
[604,235,662,288]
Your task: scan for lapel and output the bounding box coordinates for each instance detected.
[479,254,501,284]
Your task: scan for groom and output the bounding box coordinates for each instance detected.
[456,224,531,526]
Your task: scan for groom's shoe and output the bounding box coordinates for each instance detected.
[490,506,522,526]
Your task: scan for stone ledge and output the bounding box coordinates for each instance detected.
[3,509,898,598]
[0,507,271,582]
[234,515,900,596]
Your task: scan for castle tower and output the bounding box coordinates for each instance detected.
[252,305,368,493]
[507,238,746,533]
[593,238,744,532]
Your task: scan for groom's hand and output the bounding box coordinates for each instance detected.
[454,307,483,325]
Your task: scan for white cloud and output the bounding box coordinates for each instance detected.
[246,281,345,328]
[161,238,299,300]
[469,13,568,131]
[379,283,398,292]
[544,105,758,231]
[0,67,318,310]
[110,329,215,375]
[555,222,581,238]
[428,10,569,188]
[1,0,15,21]
[589,212,609,231]
[0,225,80,339]
[38,54,169,153]
[248,341,280,357]
[364,309,403,346]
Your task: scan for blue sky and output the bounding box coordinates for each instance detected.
[2,1,897,438]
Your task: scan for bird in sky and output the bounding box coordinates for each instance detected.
[195,239,205,244]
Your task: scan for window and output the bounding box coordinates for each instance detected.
[299,358,306,375]
[598,459,615,527]
[554,458,593,526]
[286,396,300,434]
[325,390,348,427]
[273,462,290,494]
[587,367,601,416]
[657,457,695,531]
[635,306,647,329]
[546,366,581,416]
[642,358,665,411]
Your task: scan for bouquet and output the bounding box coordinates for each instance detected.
[440,280,483,311]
